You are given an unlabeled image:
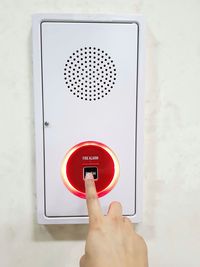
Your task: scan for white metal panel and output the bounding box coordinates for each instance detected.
[32,14,144,224]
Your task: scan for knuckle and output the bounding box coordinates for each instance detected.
[123,217,131,224]
[89,215,101,226]
[123,217,133,230]
[87,192,97,201]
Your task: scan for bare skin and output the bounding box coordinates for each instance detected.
[80,173,148,267]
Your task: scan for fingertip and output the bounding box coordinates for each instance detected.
[85,172,94,180]
[108,201,122,211]
[107,201,123,217]
[84,173,95,195]
[84,173,95,192]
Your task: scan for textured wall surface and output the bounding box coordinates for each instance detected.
[0,1,200,266]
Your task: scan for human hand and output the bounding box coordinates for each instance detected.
[80,173,148,267]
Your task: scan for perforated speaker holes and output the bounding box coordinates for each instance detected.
[64,47,117,101]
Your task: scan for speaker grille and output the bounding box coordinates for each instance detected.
[64,47,117,101]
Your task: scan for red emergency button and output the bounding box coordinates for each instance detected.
[61,141,120,198]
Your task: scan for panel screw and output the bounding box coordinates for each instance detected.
[44,121,49,127]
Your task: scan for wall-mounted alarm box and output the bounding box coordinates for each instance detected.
[32,14,144,224]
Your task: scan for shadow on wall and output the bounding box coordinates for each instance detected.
[136,26,162,240]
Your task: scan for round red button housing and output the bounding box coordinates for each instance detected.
[61,141,120,198]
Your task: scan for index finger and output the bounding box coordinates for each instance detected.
[85,173,103,220]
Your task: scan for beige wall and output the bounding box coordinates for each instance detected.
[0,0,200,266]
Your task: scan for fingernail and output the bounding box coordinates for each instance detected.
[85,172,94,180]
